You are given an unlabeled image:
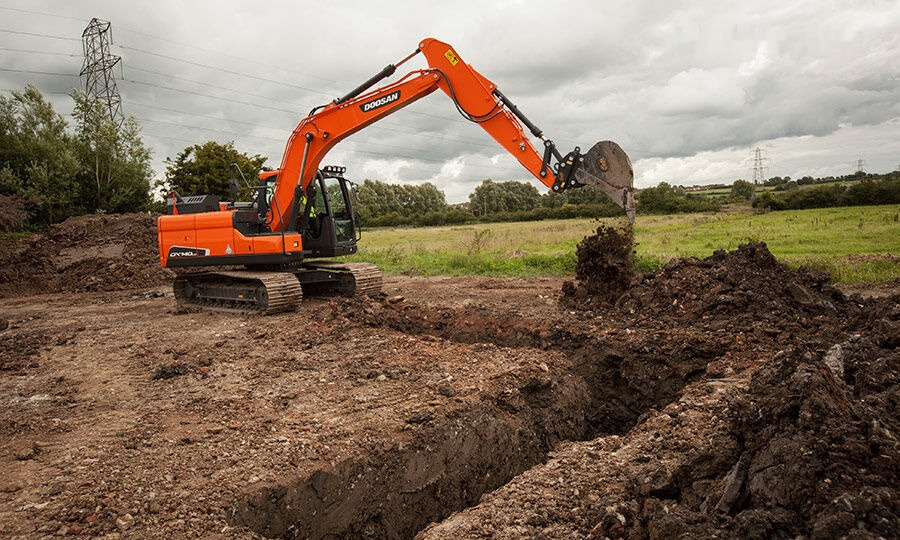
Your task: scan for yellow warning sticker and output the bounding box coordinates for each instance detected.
[444,49,460,66]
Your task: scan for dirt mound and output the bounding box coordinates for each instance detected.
[566,241,845,326]
[621,331,899,538]
[624,242,841,319]
[561,224,636,304]
[0,213,172,297]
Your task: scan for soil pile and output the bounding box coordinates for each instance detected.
[420,244,898,539]
[561,241,900,538]
[0,213,172,297]
[561,225,636,304]
[619,242,843,322]
[615,327,899,538]
[566,241,845,328]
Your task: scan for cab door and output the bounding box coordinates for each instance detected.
[302,174,358,257]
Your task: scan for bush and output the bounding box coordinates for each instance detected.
[753,177,900,211]
[731,179,755,200]
[636,182,720,214]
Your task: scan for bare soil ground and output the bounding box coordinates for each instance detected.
[0,215,897,539]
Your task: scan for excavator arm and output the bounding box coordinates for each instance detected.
[265,38,634,232]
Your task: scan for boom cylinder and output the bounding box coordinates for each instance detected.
[492,88,543,139]
[334,65,397,104]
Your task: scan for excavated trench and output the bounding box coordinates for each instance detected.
[232,301,715,539]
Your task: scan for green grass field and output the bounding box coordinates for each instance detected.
[347,205,900,284]
[687,180,858,199]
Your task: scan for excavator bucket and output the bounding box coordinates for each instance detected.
[574,141,635,224]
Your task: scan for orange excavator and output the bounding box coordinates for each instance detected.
[157,38,634,313]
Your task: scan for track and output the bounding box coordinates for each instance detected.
[305,261,383,297]
[172,262,383,314]
[173,271,303,314]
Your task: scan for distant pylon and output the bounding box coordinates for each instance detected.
[80,18,124,126]
[856,158,866,173]
[750,147,769,185]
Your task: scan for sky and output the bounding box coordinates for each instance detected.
[1,0,898,203]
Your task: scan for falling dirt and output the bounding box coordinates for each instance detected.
[0,213,897,539]
[561,224,636,305]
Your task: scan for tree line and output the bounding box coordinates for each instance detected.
[753,173,900,211]
[0,85,153,231]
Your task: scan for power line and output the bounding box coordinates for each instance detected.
[116,69,497,148]
[139,114,516,173]
[0,46,81,58]
[140,117,284,143]
[139,127,511,180]
[0,6,342,88]
[113,26,344,87]
[0,14,556,180]
[0,88,72,96]
[128,100,279,129]
[116,44,333,98]
[124,64,311,109]
[0,16,564,143]
[0,28,80,42]
[0,67,79,78]
[118,77,299,114]
[0,3,508,133]
[111,44,477,128]
[139,129,271,156]
[0,5,85,22]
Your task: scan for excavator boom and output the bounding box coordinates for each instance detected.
[265,38,634,232]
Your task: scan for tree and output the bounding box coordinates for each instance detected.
[71,91,154,214]
[0,86,155,228]
[468,179,540,215]
[0,85,79,226]
[636,181,720,214]
[731,179,755,200]
[355,179,447,223]
[165,141,266,201]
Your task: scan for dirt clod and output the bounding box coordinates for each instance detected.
[562,224,636,305]
[152,363,191,380]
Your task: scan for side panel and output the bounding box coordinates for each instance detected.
[194,212,237,258]
[158,212,304,268]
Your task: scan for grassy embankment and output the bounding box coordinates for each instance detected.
[347,205,900,284]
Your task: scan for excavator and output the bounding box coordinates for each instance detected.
[157,38,634,313]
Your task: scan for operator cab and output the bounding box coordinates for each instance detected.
[300,165,360,258]
[229,164,360,258]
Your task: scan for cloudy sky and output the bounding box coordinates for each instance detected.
[1,0,898,202]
